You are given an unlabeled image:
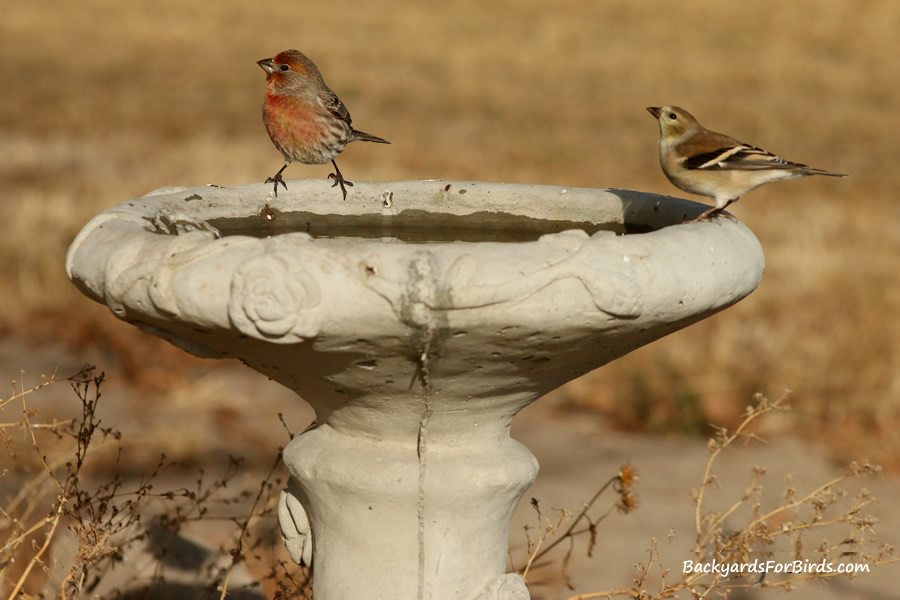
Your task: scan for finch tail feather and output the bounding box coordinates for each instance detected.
[804,168,847,178]
[351,129,390,144]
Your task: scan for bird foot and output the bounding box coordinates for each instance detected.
[327,171,353,201]
[265,172,288,197]
[683,207,737,223]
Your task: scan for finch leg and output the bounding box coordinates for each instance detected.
[265,163,289,197]
[327,160,354,201]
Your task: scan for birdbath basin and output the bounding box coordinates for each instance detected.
[66,180,764,599]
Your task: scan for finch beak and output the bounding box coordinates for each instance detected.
[646,106,662,119]
[257,58,277,75]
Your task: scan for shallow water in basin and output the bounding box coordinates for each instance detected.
[205,209,654,243]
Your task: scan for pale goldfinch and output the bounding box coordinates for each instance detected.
[647,105,846,221]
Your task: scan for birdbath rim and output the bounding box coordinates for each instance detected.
[90,179,734,244]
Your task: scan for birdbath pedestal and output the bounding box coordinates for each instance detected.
[66,180,764,600]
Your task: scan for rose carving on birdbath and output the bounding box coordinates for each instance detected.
[228,247,323,340]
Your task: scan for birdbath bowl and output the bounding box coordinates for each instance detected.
[66,180,764,599]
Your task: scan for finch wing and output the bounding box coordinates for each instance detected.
[322,88,353,125]
[683,144,807,172]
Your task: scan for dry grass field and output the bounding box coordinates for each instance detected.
[7,0,896,459]
[2,0,900,596]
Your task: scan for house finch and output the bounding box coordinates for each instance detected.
[258,49,389,200]
[647,105,846,221]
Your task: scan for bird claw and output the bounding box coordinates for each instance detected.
[265,172,288,197]
[327,171,353,201]
[683,209,737,224]
[684,212,718,224]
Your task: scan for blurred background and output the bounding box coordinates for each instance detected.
[2,0,899,596]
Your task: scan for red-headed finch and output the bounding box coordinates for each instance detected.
[258,49,389,200]
[647,105,846,221]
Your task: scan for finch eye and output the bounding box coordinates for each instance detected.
[668,113,677,120]
[279,64,290,72]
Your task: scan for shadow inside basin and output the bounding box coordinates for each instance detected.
[206,210,654,243]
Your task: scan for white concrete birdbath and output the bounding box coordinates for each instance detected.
[66,180,764,600]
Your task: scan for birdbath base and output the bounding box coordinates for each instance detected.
[282,425,536,598]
